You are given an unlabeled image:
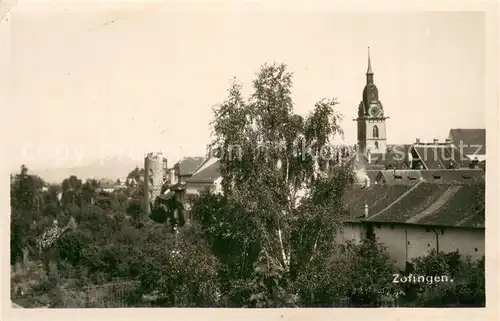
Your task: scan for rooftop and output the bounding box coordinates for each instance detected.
[176,157,206,176]
[412,145,465,170]
[186,159,221,183]
[448,128,486,155]
[343,175,484,228]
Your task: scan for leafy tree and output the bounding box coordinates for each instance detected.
[126,167,145,186]
[293,235,399,307]
[10,212,28,265]
[192,62,353,306]
[81,179,100,205]
[345,237,400,306]
[136,224,220,307]
[403,250,485,307]
[10,165,51,266]
[61,175,83,208]
[10,165,45,212]
[248,248,290,308]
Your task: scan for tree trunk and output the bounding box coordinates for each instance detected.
[277,227,288,269]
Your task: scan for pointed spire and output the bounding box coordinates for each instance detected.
[367,46,373,75]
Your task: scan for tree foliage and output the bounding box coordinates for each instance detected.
[10,63,485,308]
[401,250,485,307]
[195,62,354,306]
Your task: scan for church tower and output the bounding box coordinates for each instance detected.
[355,47,388,155]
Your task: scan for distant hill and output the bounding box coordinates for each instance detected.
[27,157,142,184]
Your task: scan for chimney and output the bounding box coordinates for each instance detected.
[433,138,438,144]
[415,138,420,144]
[364,204,369,218]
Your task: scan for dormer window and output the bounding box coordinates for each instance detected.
[433,174,441,180]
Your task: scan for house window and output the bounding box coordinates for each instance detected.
[373,125,379,138]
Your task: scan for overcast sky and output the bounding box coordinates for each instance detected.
[2,1,486,171]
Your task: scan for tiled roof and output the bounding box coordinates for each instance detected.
[419,169,483,183]
[186,160,221,183]
[371,183,451,222]
[375,170,423,185]
[343,184,415,219]
[373,169,483,185]
[357,144,413,170]
[448,128,486,155]
[176,157,206,176]
[343,179,484,228]
[416,185,484,227]
[412,145,465,170]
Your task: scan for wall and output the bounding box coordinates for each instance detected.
[365,119,387,153]
[185,182,215,195]
[376,224,484,269]
[336,223,364,245]
[338,222,485,270]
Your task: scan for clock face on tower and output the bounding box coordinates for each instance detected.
[369,104,381,117]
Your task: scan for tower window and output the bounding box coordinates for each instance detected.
[373,125,379,138]
[375,141,379,150]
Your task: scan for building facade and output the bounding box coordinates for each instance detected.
[338,222,484,270]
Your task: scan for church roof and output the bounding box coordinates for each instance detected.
[366,47,373,74]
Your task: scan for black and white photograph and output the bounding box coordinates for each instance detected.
[2,0,497,315]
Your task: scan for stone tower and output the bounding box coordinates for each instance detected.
[355,47,389,155]
[144,152,167,215]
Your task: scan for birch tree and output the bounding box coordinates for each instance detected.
[198,63,354,305]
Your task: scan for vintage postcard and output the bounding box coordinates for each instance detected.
[1,0,498,320]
